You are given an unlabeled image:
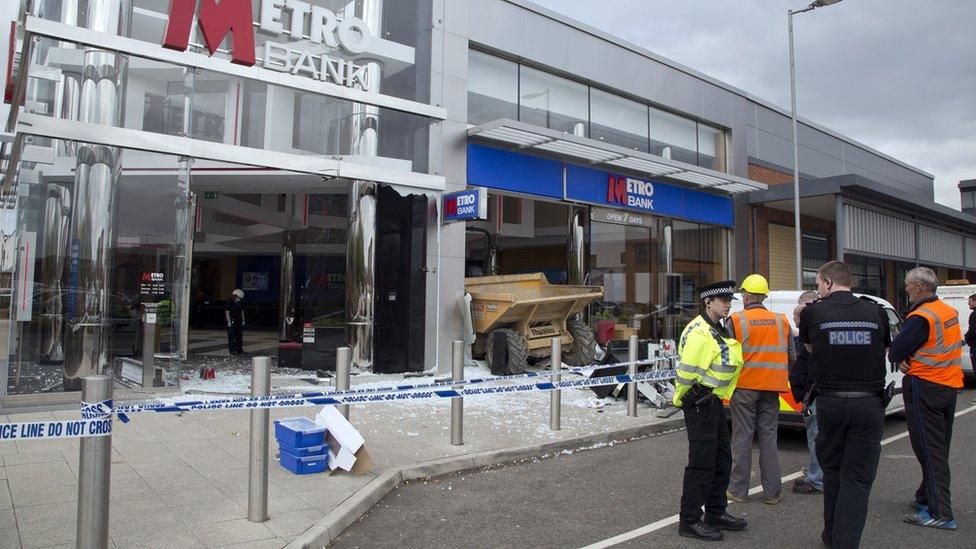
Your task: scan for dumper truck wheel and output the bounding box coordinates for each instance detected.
[564,318,597,366]
[486,328,528,375]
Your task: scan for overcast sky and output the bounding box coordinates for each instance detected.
[531,0,975,208]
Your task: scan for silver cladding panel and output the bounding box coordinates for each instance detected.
[844,204,915,260]
[966,238,976,270]
[918,224,964,267]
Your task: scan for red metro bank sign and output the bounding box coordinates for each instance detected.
[607,174,654,211]
[162,0,373,90]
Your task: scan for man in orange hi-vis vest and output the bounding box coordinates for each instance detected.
[726,274,795,505]
[889,267,963,531]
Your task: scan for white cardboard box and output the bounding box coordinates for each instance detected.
[315,406,373,474]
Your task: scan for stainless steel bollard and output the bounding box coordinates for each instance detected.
[142,319,156,389]
[451,340,464,445]
[628,335,638,417]
[76,375,112,549]
[336,347,351,420]
[248,356,271,523]
[550,337,561,430]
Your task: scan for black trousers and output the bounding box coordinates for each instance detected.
[815,395,884,549]
[680,397,732,524]
[227,324,244,354]
[903,374,957,521]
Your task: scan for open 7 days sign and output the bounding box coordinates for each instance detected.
[163,0,374,91]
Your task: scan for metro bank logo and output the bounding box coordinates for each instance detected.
[607,174,654,211]
[163,0,256,65]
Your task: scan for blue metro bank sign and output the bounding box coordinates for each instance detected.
[565,164,732,227]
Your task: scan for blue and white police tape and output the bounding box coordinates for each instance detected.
[0,399,115,441]
[0,368,677,441]
[114,369,677,415]
[114,358,671,417]
[0,417,113,441]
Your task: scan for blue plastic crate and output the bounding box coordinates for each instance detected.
[279,449,329,475]
[274,417,326,448]
[278,440,328,458]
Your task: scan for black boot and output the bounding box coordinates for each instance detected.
[705,512,748,531]
[679,520,724,541]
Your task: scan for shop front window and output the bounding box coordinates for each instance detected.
[698,124,727,172]
[588,222,655,344]
[143,81,228,143]
[650,108,698,166]
[468,50,519,125]
[519,66,589,136]
[590,88,649,152]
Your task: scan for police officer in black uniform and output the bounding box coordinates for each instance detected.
[799,261,890,549]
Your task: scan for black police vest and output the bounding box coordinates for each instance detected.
[804,292,887,393]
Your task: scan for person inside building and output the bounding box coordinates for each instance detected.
[888,267,963,531]
[673,280,747,542]
[790,290,824,495]
[727,274,795,506]
[225,289,246,356]
[799,261,889,548]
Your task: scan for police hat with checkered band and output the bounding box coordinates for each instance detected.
[697,280,738,301]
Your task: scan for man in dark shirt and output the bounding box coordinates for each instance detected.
[799,261,889,549]
[225,289,246,355]
[790,290,822,495]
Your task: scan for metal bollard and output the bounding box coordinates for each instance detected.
[248,356,271,523]
[550,337,561,430]
[628,335,638,417]
[336,347,351,420]
[76,375,112,549]
[451,340,464,445]
[142,320,156,389]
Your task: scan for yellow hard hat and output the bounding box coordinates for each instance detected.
[740,274,770,295]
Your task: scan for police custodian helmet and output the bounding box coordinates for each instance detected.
[697,280,738,301]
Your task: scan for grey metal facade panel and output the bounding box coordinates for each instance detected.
[844,204,915,260]
[843,143,885,175]
[884,160,934,199]
[754,105,793,140]
[701,82,732,128]
[798,124,844,158]
[843,162,885,185]
[756,129,795,171]
[918,224,964,266]
[746,125,758,158]
[966,238,976,269]
[730,129,748,178]
[798,145,845,179]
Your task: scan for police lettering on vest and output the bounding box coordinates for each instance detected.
[799,292,890,394]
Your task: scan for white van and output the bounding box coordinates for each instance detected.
[730,290,905,422]
[935,284,976,381]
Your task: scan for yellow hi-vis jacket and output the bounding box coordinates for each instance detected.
[673,315,744,407]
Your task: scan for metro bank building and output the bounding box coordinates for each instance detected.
[1,0,972,406]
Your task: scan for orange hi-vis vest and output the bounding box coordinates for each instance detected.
[906,299,964,389]
[729,306,790,392]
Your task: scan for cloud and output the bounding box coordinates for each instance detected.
[531,0,976,209]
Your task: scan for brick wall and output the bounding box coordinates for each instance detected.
[748,163,794,186]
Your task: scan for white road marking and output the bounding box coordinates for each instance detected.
[580,402,976,549]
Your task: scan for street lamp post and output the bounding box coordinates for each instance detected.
[789,0,842,289]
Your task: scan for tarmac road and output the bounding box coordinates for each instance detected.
[333,388,976,548]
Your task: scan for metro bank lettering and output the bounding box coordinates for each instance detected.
[607,175,654,211]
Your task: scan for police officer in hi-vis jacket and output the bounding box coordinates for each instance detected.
[673,280,747,541]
